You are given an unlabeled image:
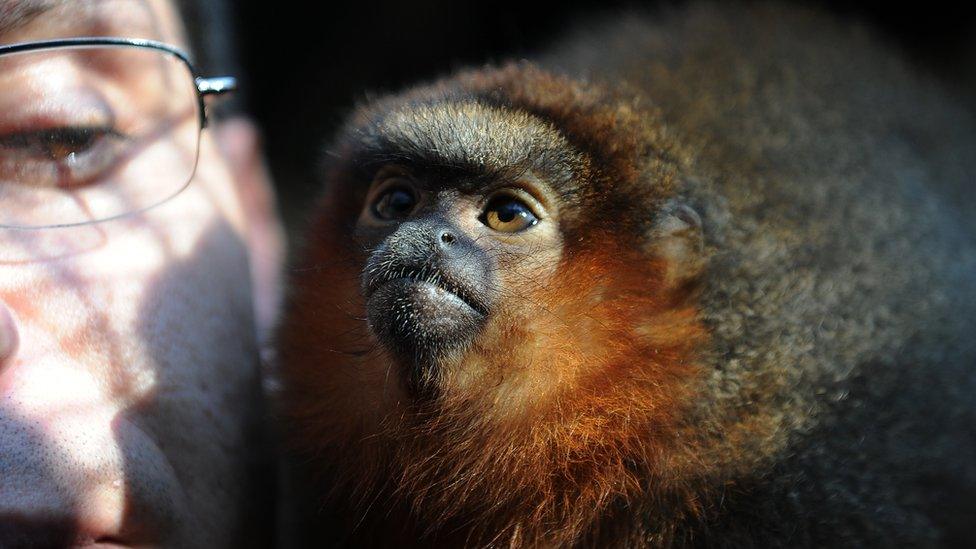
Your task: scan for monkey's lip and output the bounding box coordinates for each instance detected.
[367,276,488,316]
[364,267,490,317]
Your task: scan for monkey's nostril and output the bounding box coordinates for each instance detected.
[440,231,456,245]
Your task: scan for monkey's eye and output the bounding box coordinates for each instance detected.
[481,196,539,233]
[372,187,417,220]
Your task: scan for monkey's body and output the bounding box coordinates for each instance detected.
[279,4,976,547]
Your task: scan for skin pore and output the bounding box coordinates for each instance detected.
[0,1,282,547]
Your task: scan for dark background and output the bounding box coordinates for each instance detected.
[234,0,976,232]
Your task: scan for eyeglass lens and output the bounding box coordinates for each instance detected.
[0,45,201,229]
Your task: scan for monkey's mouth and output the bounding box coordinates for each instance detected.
[363,264,490,317]
[362,264,491,370]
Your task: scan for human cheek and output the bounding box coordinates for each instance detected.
[0,128,250,398]
[191,133,251,239]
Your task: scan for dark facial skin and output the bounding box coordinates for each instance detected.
[356,166,557,395]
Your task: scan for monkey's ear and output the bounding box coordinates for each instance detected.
[649,200,705,287]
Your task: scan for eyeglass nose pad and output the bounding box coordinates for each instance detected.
[0,300,19,371]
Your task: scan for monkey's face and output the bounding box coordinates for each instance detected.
[355,166,563,395]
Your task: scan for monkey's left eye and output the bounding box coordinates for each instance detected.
[372,187,417,220]
[481,196,539,233]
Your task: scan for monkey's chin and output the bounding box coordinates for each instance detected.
[366,279,486,394]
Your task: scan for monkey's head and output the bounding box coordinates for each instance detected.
[279,63,711,543]
[357,160,554,395]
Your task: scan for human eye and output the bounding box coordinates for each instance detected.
[0,124,132,188]
[0,44,203,228]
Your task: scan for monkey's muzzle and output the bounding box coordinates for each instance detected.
[361,220,496,379]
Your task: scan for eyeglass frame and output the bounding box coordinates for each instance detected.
[0,37,237,230]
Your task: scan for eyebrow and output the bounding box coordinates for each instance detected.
[0,0,65,38]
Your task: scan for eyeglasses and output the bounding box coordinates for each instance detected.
[0,37,236,230]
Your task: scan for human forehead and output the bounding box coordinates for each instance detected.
[0,0,186,46]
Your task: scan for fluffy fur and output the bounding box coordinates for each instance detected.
[278,3,976,547]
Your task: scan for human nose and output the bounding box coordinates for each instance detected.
[0,300,17,370]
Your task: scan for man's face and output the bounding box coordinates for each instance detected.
[0,1,281,546]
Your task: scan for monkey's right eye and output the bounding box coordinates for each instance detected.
[372,187,417,220]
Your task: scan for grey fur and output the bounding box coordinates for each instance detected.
[544,3,976,546]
